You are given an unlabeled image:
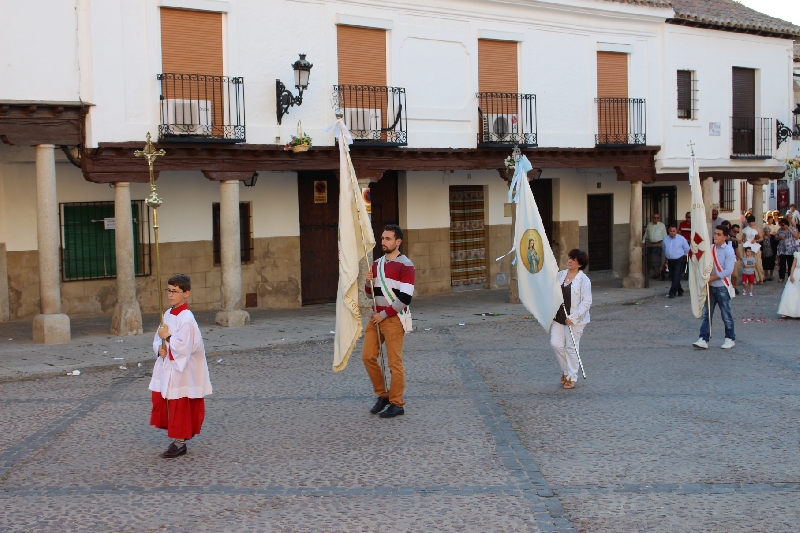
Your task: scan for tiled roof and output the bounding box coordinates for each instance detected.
[666,0,800,38]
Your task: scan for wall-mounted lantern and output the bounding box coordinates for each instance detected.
[276,54,313,125]
[243,172,258,188]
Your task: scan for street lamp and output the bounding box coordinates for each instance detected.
[276,54,313,125]
[793,103,800,137]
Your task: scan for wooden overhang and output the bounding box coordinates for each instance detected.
[81,142,663,183]
[0,100,91,146]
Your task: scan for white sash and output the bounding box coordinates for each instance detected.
[378,256,412,333]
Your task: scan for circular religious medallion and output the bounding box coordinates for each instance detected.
[519,229,544,274]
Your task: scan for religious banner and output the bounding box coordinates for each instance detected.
[687,154,712,319]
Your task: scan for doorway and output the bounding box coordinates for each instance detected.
[642,186,677,230]
[587,194,613,271]
[368,171,400,258]
[298,171,339,304]
[529,178,553,244]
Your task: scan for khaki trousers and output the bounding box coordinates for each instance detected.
[361,315,406,407]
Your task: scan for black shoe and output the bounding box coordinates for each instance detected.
[677,292,684,297]
[162,440,187,458]
[379,403,404,418]
[370,396,390,414]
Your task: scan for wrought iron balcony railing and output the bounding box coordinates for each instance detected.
[794,111,800,140]
[595,98,646,146]
[157,73,245,142]
[731,116,772,158]
[332,85,407,146]
[476,93,537,146]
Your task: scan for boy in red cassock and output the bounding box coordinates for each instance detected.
[149,274,212,458]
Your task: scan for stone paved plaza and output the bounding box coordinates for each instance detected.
[1,289,799,532]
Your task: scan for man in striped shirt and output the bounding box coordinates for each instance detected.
[363,224,415,418]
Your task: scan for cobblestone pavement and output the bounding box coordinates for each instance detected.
[1,285,798,531]
[0,281,663,380]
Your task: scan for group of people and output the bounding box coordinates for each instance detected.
[146,209,797,456]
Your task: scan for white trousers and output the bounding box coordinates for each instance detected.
[550,322,585,382]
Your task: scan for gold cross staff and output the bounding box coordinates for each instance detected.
[135,133,168,347]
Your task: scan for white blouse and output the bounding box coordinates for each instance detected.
[556,270,592,326]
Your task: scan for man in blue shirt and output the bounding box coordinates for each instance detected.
[663,224,689,298]
[693,226,736,350]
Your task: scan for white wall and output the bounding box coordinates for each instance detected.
[658,25,793,174]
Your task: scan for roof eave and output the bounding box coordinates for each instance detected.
[666,18,800,40]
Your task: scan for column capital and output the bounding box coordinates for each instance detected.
[34,144,56,149]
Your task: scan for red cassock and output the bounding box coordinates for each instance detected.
[149,303,212,440]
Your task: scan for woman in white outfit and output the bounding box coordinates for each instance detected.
[777,250,800,318]
[551,249,592,389]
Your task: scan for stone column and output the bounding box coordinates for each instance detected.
[701,177,714,225]
[110,183,143,336]
[622,180,644,288]
[215,180,250,327]
[32,145,70,343]
[0,242,10,321]
[749,178,768,224]
[357,178,374,317]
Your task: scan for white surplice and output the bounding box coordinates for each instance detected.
[148,304,213,400]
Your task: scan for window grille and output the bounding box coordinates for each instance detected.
[212,202,254,265]
[739,182,749,215]
[59,201,151,281]
[677,70,698,120]
[719,179,736,212]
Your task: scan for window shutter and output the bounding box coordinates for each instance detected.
[597,52,628,98]
[732,67,755,117]
[478,39,518,94]
[336,26,386,86]
[677,70,692,119]
[160,8,223,75]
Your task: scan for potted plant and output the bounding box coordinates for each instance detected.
[786,157,800,185]
[285,132,312,152]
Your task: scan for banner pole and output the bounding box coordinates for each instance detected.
[706,282,712,339]
[562,303,586,379]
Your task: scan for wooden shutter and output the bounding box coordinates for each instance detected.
[597,52,627,98]
[336,26,386,85]
[677,70,692,119]
[160,8,223,74]
[732,67,755,117]
[478,39,518,94]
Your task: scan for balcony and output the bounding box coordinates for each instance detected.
[333,85,407,146]
[157,73,245,142]
[731,116,772,159]
[476,93,537,147]
[595,98,646,146]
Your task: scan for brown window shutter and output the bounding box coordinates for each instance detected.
[597,52,627,98]
[732,67,755,117]
[478,39,518,94]
[160,8,223,75]
[336,26,386,86]
[677,70,692,118]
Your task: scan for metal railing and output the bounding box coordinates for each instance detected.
[332,85,407,146]
[731,116,772,158]
[794,111,800,139]
[476,93,537,146]
[59,201,151,281]
[595,98,646,146]
[157,73,245,142]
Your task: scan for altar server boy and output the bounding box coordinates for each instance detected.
[149,274,212,458]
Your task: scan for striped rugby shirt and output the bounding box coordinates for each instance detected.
[365,254,416,319]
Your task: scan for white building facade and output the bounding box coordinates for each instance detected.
[0,0,797,341]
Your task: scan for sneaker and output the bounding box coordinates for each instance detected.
[692,338,709,349]
[721,338,735,349]
[379,403,405,418]
[370,396,390,414]
[749,292,753,297]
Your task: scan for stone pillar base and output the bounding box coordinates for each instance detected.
[622,273,645,289]
[111,301,143,336]
[32,313,71,344]
[215,310,251,327]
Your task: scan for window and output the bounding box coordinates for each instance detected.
[719,179,736,212]
[677,70,697,119]
[212,202,254,265]
[59,201,151,281]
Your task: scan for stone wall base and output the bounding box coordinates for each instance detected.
[215,309,251,327]
[32,313,71,344]
[111,300,143,336]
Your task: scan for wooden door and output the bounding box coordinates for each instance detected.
[529,178,553,245]
[587,195,613,271]
[298,171,339,304]
[368,171,399,258]
[597,52,628,143]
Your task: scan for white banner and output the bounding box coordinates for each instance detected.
[687,155,713,318]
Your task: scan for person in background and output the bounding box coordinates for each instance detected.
[663,224,689,298]
[728,224,741,295]
[710,209,727,230]
[775,218,798,283]
[761,226,777,282]
[740,215,763,284]
[643,213,667,280]
[741,245,756,297]
[679,211,692,242]
[777,247,800,318]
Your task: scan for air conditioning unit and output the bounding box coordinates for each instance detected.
[344,108,382,139]
[164,99,211,135]
[482,114,519,139]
